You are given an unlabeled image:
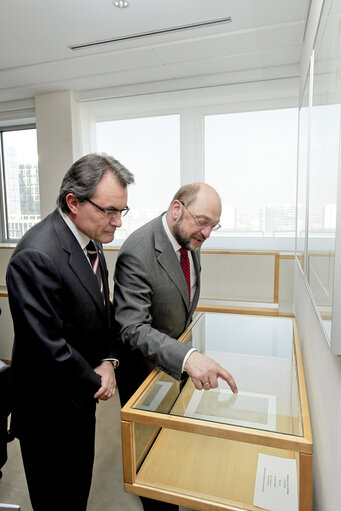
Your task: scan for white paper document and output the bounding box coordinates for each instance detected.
[253,454,298,511]
[184,388,276,430]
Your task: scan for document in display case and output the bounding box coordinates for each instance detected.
[120,312,313,511]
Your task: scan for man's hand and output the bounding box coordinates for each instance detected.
[93,361,117,400]
[184,351,238,393]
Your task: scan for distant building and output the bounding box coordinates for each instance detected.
[6,151,41,239]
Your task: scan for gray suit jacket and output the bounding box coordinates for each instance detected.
[113,214,200,401]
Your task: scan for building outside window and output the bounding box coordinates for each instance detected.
[0,127,40,241]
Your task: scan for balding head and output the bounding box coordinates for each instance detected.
[170,182,221,210]
[166,182,221,251]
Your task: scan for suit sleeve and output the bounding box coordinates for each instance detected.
[7,248,101,398]
[113,249,192,380]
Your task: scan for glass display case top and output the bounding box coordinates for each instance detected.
[132,312,303,437]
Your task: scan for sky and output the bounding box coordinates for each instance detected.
[3,128,38,166]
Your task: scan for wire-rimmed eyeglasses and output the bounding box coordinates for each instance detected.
[85,198,130,218]
[179,201,221,231]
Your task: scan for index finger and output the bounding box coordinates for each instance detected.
[218,368,238,394]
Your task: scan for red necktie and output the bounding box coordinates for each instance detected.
[179,247,191,302]
[86,241,103,295]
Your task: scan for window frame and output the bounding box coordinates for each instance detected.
[82,85,299,251]
[0,123,38,243]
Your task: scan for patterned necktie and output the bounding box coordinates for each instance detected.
[86,241,103,295]
[179,247,191,302]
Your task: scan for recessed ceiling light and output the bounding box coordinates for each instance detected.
[113,0,129,7]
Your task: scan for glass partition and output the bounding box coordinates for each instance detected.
[306,0,341,342]
[296,73,310,273]
[295,0,341,351]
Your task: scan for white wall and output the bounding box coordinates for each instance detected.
[35,90,83,217]
[294,263,341,511]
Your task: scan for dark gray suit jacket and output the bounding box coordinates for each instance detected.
[113,214,200,404]
[6,209,116,435]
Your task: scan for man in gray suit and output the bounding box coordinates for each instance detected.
[114,181,237,404]
[114,182,237,510]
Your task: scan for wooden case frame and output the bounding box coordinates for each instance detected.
[120,312,313,511]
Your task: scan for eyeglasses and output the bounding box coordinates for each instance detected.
[85,198,130,218]
[179,201,221,231]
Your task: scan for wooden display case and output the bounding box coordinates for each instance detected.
[121,312,313,511]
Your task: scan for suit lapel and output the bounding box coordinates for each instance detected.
[51,210,106,317]
[188,250,201,322]
[153,216,190,309]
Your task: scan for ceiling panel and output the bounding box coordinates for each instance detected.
[166,46,302,78]
[0,48,164,89]
[0,0,310,104]
[153,22,305,63]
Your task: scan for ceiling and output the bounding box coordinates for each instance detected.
[0,0,310,104]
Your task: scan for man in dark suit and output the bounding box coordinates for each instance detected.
[6,153,134,511]
[114,182,237,511]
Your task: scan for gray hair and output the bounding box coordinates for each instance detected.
[57,153,134,212]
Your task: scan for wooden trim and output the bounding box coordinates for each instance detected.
[0,285,8,297]
[274,253,279,303]
[178,312,203,343]
[292,319,313,445]
[0,359,11,365]
[121,420,136,484]
[201,250,294,259]
[298,453,313,511]
[278,311,295,318]
[201,250,278,256]
[320,311,332,320]
[125,482,257,511]
[121,407,312,453]
[307,251,335,257]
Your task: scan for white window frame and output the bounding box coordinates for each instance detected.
[80,79,299,251]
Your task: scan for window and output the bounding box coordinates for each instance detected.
[0,127,40,241]
[86,86,299,250]
[96,115,180,244]
[204,108,298,240]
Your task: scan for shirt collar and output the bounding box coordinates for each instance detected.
[59,208,90,250]
[162,212,182,253]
